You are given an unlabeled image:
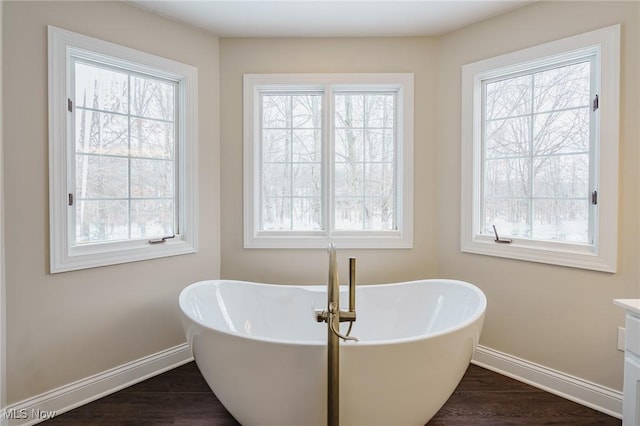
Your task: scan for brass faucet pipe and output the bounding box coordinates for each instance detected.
[349,257,356,313]
[327,245,339,426]
[316,245,357,426]
[328,308,339,426]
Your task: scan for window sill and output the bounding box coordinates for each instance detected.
[51,238,197,273]
[244,232,413,249]
[461,235,616,273]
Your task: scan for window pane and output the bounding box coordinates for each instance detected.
[75,111,128,156]
[335,198,364,230]
[335,163,363,196]
[131,159,174,198]
[485,117,530,158]
[292,129,321,162]
[292,164,321,197]
[484,197,531,238]
[130,76,175,121]
[365,163,394,197]
[131,199,174,238]
[335,92,397,231]
[262,163,291,197]
[365,197,394,230]
[131,118,174,159]
[532,199,588,242]
[76,154,128,199]
[365,129,394,162]
[76,200,129,243]
[365,94,395,128]
[262,95,290,128]
[534,62,590,113]
[292,198,321,230]
[262,197,291,230]
[335,129,364,162]
[75,62,128,114]
[485,75,531,120]
[335,95,364,128]
[533,154,589,198]
[292,95,321,129]
[484,158,530,197]
[262,130,290,163]
[260,92,323,232]
[533,109,590,155]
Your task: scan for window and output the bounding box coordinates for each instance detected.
[49,26,198,273]
[461,25,620,272]
[244,74,413,248]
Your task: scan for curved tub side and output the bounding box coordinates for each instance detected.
[341,312,485,425]
[192,326,327,426]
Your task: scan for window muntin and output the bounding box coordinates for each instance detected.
[481,57,595,244]
[72,59,178,244]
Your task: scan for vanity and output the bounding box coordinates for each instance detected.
[614,299,640,426]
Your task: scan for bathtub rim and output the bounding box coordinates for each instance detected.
[179,278,487,347]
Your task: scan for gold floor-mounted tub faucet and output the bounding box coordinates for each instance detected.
[315,244,357,426]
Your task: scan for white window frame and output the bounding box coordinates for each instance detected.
[461,25,620,272]
[48,26,198,273]
[244,73,414,249]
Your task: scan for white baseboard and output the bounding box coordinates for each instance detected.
[1,343,192,426]
[472,344,623,419]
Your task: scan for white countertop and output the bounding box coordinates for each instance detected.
[614,299,640,316]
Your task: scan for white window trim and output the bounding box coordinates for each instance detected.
[243,73,414,249]
[461,25,620,272]
[48,26,198,273]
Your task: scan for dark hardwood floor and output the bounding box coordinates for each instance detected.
[43,362,620,425]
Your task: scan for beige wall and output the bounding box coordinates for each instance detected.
[3,1,220,403]
[436,1,640,390]
[219,37,439,285]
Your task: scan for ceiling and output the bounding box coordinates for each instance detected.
[126,1,534,37]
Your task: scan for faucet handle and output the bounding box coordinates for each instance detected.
[315,309,329,322]
[329,312,358,342]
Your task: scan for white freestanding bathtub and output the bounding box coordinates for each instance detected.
[179,279,486,426]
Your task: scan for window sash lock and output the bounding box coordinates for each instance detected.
[148,235,176,244]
